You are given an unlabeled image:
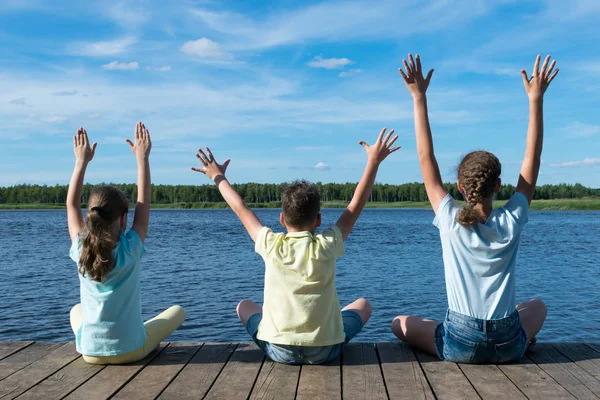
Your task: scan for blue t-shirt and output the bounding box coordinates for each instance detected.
[70,229,147,356]
[433,192,529,320]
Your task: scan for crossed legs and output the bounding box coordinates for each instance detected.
[236,297,372,326]
[70,304,186,364]
[391,298,547,357]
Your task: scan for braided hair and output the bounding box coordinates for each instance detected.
[456,151,501,226]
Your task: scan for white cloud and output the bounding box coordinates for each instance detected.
[307,56,353,70]
[0,67,465,145]
[145,66,171,72]
[102,1,149,28]
[576,62,600,76]
[9,97,27,105]
[191,1,504,50]
[315,162,330,170]
[539,0,600,21]
[52,90,78,96]
[70,37,137,57]
[102,61,140,71]
[439,58,519,77]
[180,38,232,60]
[296,146,332,151]
[44,115,68,123]
[564,121,600,138]
[549,158,600,167]
[339,68,363,78]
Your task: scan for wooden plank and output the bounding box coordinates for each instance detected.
[585,343,600,354]
[204,343,265,400]
[111,342,201,400]
[458,363,526,399]
[15,358,104,400]
[158,343,237,400]
[0,343,79,400]
[64,343,167,400]
[0,343,33,362]
[553,343,600,381]
[377,342,434,400]
[527,344,600,399]
[0,343,63,382]
[415,350,481,400]
[498,355,575,399]
[296,357,341,400]
[342,343,387,400]
[249,360,300,400]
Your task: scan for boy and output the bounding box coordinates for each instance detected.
[192,128,400,364]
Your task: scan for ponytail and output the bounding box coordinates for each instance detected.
[79,187,128,282]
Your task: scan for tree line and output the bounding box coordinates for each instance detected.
[0,182,597,206]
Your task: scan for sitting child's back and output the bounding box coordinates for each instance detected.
[70,212,147,356]
[435,190,528,320]
[256,224,344,345]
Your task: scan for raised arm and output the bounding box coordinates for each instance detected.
[192,147,264,242]
[66,128,97,241]
[336,128,400,240]
[399,54,447,213]
[516,55,559,204]
[126,122,152,243]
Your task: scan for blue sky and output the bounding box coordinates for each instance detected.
[0,0,599,187]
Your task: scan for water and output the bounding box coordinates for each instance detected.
[0,209,598,343]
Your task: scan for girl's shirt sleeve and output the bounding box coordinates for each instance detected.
[70,235,83,263]
[432,194,460,232]
[123,229,147,259]
[502,192,529,227]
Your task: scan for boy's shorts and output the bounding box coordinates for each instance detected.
[245,310,363,364]
[434,309,528,364]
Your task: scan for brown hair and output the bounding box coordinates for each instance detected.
[281,180,321,228]
[80,186,129,282]
[456,151,501,226]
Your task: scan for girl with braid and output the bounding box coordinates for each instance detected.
[391,54,559,363]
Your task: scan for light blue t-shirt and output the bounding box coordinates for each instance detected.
[70,229,147,356]
[433,192,529,320]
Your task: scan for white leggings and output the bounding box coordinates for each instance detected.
[70,304,186,364]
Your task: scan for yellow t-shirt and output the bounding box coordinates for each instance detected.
[255,225,345,346]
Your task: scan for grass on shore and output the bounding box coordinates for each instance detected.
[1,198,599,210]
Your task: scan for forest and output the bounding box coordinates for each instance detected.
[0,182,597,207]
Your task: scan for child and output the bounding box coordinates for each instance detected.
[391,54,558,363]
[192,130,400,364]
[67,123,185,364]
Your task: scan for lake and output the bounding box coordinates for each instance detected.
[0,208,598,343]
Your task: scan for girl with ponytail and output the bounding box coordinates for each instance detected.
[66,124,185,364]
[391,54,558,364]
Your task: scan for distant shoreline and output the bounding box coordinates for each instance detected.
[1,198,599,211]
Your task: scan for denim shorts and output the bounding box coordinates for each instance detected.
[245,310,363,364]
[434,309,528,364]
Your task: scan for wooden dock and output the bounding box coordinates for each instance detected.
[0,341,598,399]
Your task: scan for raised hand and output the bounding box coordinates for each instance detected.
[126,122,152,160]
[192,147,231,182]
[398,53,434,98]
[521,55,559,101]
[359,128,401,164]
[73,127,97,164]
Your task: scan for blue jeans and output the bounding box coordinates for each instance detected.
[434,309,528,364]
[245,310,363,364]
